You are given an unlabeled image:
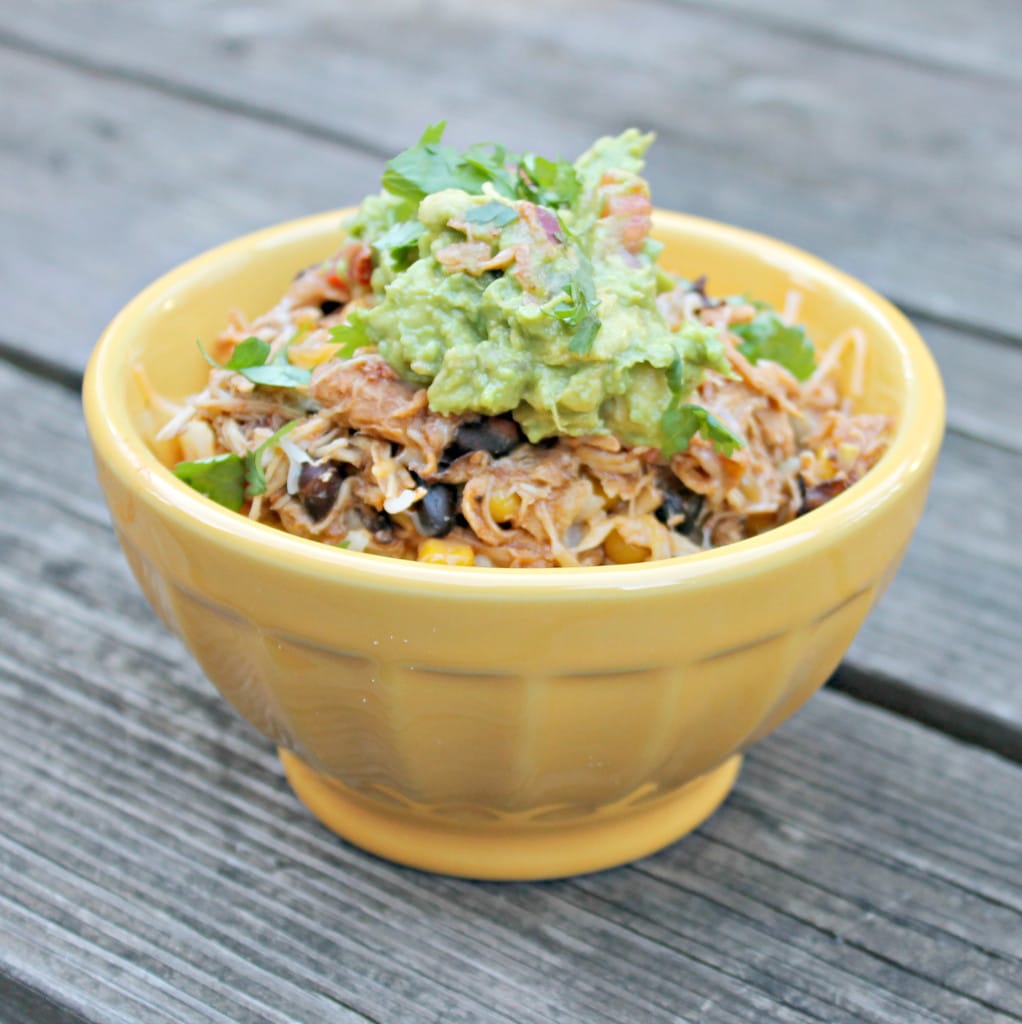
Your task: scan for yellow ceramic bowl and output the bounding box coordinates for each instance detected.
[83,209,944,879]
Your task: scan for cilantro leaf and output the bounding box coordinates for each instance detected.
[381,124,570,206]
[731,313,817,381]
[462,143,518,198]
[462,201,520,228]
[382,124,499,201]
[226,337,271,370]
[550,254,602,355]
[244,420,300,497]
[329,315,371,359]
[660,355,743,456]
[568,315,601,355]
[418,121,447,145]
[173,453,245,511]
[198,336,311,388]
[660,404,743,458]
[517,155,581,208]
[174,421,303,509]
[372,219,426,263]
[239,364,312,387]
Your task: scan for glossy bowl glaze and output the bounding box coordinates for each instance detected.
[83,209,944,879]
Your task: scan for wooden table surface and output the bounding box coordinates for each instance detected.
[2,2,1021,1021]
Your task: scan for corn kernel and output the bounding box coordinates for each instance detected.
[418,538,475,566]
[591,478,617,509]
[179,420,216,462]
[836,442,861,472]
[604,529,651,565]
[814,449,837,481]
[488,490,521,524]
[745,512,777,535]
[288,343,339,369]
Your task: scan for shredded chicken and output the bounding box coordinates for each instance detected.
[155,246,892,567]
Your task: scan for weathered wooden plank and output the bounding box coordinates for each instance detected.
[2,0,1020,339]
[0,948,136,1024]
[921,324,1021,452]
[2,363,1022,1020]
[846,426,1022,740]
[666,0,1022,82]
[0,48,380,376]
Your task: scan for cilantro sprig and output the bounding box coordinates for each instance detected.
[659,358,743,457]
[730,312,816,381]
[244,420,300,496]
[371,220,426,268]
[382,122,580,210]
[199,336,311,388]
[328,315,371,359]
[382,122,511,201]
[516,154,581,208]
[462,201,520,229]
[661,404,743,458]
[550,251,602,355]
[173,420,301,510]
[172,453,246,511]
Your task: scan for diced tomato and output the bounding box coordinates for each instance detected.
[346,242,374,289]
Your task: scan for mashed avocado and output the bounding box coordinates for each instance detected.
[346,127,736,453]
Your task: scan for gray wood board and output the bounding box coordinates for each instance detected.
[1,0,1021,339]
[0,48,381,377]
[2,364,1022,1021]
[0,47,1019,463]
[665,0,1022,82]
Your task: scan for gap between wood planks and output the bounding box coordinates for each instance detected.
[0,338,83,394]
[829,665,1022,765]
[0,27,394,161]
[0,974,98,1024]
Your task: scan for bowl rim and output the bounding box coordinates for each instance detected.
[83,208,945,595]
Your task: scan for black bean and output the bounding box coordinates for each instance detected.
[437,444,460,471]
[685,273,722,308]
[298,462,348,521]
[452,417,524,458]
[656,484,705,538]
[796,473,807,509]
[358,505,394,542]
[417,483,459,538]
[798,477,848,515]
[319,299,342,316]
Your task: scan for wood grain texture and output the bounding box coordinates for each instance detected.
[847,427,1022,732]
[665,0,1022,82]
[1,0,1021,340]
[921,325,1021,453]
[2,363,1022,1023]
[2,3,1021,1018]
[0,48,381,375]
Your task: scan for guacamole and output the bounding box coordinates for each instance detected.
[346,128,736,454]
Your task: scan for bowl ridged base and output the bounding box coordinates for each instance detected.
[279,749,741,880]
